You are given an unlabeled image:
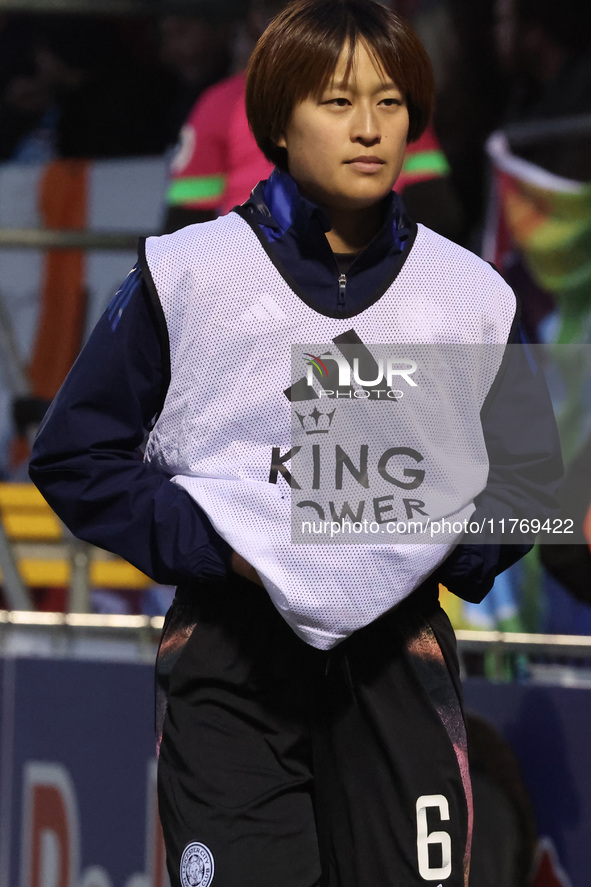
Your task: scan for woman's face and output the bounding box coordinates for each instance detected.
[277,40,410,217]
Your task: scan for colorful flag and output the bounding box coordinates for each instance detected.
[484,124,591,344]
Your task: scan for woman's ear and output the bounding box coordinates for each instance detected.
[275,133,287,149]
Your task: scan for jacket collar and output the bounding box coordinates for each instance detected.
[244,168,411,258]
[236,168,417,318]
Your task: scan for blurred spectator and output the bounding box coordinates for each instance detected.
[162,0,284,232]
[486,0,591,342]
[158,0,242,147]
[494,0,591,180]
[0,5,244,163]
[429,0,506,247]
[51,17,173,159]
[0,15,176,161]
[0,15,55,162]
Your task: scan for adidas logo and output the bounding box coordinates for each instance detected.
[238,296,288,324]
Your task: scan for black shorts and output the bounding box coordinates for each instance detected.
[155,577,472,887]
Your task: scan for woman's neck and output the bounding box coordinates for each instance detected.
[324,201,388,254]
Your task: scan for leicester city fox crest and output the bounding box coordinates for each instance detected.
[180,842,215,887]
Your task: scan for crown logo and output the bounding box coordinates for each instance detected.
[295,407,336,435]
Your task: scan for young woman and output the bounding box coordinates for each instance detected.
[30,2,561,885]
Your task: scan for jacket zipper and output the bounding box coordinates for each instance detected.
[338,273,347,312]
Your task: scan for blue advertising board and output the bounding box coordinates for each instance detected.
[0,654,167,887]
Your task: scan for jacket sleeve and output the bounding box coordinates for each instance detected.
[436,325,563,603]
[29,266,231,585]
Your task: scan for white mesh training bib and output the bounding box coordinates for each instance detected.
[143,213,516,648]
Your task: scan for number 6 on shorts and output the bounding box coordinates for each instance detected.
[416,794,452,881]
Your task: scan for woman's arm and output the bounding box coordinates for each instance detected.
[29,267,231,585]
[437,327,563,602]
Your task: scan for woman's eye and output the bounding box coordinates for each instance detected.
[380,97,402,106]
[325,97,350,106]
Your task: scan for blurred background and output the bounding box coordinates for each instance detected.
[0,1,590,885]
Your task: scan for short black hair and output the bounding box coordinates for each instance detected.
[246,0,434,171]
